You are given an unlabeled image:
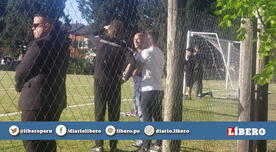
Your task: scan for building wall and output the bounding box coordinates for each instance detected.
[69,34,89,59]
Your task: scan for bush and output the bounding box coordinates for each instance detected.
[67,58,95,75]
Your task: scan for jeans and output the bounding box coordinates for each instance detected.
[132,87,142,120]
[140,90,164,149]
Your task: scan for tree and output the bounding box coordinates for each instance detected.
[78,0,139,43]
[1,0,68,57]
[0,0,7,33]
[216,0,276,84]
[136,0,167,49]
[217,1,275,151]
[0,0,7,53]
[78,0,218,51]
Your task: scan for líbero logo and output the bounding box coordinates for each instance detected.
[227,127,266,136]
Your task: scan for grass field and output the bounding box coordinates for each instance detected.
[0,71,275,152]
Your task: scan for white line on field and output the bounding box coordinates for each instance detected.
[67,95,92,98]
[0,85,92,92]
[67,85,91,87]
[0,111,21,117]
[0,88,15,91]
[0,99,132,118]
[122,99,132,101]
[67,103,93,108]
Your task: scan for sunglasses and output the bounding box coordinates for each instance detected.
[32,23,44,28]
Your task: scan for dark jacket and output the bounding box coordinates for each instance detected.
[193,52,204,79]
[185,55,195,80]
[15,28,70,110]
[88,35,135,86]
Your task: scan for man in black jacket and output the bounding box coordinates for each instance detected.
[193,45,212,98]
[88,20,135,152]
[184,48,195,100]
[15,12,70,152]
[193,45,204,97]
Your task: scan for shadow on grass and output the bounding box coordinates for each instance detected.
[184,107,237,118]
[117,149,138,152]
[182,146,213,152]
[212,96,238,101]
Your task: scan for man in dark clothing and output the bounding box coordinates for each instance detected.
[193,45,204,97]
[184,48,195,100]
[193,45,212,98]
[15,12,70,152]
[88,20,135,152]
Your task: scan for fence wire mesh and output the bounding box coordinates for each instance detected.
[0,0,276,151]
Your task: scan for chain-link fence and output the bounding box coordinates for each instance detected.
[0,0,276,151]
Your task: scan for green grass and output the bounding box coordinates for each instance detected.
[0,71,275,151]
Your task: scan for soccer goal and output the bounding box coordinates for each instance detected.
[183,30,240,100]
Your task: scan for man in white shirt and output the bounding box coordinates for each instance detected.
[137,30,165,152]
[131,33,146,119]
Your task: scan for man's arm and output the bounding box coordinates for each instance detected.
[132,49,148,78]
[86,35,101,47]
[86,25,109,48]
[15,43,42,92]
[134,61,143,76]
[121,51,136,82]
[132,65,141,76]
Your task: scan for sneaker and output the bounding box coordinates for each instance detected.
[184,95,192,100]
[149,145,161,152]
[126,111,137,117]
[197,94,203,98]
[135,147,148,152]
[89,146,103,152]
[132,140,143,148]
[208,91,213,98]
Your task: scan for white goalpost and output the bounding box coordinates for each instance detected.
[183,30,240,99]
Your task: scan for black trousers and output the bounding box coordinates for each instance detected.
[94,81,121,150]
[21,107,63,152]
[194,73,203,96]
[140,90,164,149]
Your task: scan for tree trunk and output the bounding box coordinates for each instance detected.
[255,10,269,152]
[237,18,254,152]
[163,0,186,151]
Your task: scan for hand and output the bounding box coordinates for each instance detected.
[117,74,126,84]
[122,76,126,82]
[120,76,127,84]
[103,25,110,30]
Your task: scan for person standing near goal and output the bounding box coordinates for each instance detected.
[193,45,204,97]
[87,20,135,152]
[136,30,165,152]
[184,48,195,100]
[193,45,212,98]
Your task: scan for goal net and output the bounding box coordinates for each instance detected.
[184,31,240,100]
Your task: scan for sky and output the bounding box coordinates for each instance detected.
[64,0,88,25]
